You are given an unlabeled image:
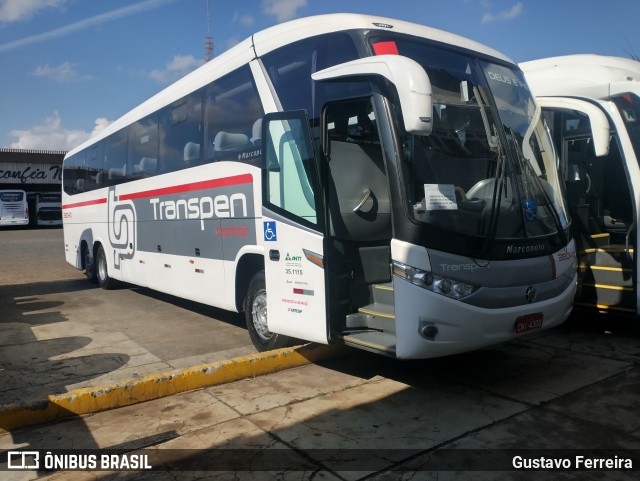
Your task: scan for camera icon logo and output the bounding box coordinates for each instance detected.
[7,451,39,470]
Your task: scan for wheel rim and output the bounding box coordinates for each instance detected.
[97,251,107,282]
[251,288,273,341]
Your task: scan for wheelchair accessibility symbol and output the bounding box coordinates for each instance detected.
[522,199,537,221]
[264,221,277,241]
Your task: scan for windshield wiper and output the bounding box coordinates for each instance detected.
[508,127,567,246]
[469,85,505,259]
[481,123,507,258]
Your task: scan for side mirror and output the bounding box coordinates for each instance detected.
[312,55,433,136]
[537,97,611,157]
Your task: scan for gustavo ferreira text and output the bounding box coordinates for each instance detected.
[513,455,633,470]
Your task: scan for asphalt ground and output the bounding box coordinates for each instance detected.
[2,228,640,479]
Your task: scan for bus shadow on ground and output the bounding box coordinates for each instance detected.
[128,285,246,330]
[0,279,131,406]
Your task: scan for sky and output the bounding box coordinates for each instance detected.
[1,0,639,151]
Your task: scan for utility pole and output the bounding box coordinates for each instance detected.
[204,0,214,62]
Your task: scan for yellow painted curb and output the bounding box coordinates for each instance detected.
[0,343,343,434]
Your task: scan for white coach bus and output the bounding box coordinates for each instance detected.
[521,55,640,314]
[35,191,62,226]
[0,189,29,227]
[63,14,576,359]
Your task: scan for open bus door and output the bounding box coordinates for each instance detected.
[539,97,638,314]
[260,111,329,345]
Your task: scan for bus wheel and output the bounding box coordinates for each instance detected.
[96,245,118,290]
[245,271,292,351]
[85,245,98,284]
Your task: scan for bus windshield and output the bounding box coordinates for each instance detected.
[0,191,25,202]
[38,193,61,203]
[378,37,568,256]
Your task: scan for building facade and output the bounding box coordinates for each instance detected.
[0,148,66,226]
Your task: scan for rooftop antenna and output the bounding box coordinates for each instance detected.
[204,0,214,62]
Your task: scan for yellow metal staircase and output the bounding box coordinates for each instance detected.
[575,234,636,313]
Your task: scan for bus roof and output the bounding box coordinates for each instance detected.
[66,13,512,159]
[251,13,510,61]
[521,54,640,99]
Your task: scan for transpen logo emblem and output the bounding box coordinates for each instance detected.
[525,286,537,304]
[108,187,136,270]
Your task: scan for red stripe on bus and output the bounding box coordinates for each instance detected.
[62,198,107,209]
[119,173,253,201]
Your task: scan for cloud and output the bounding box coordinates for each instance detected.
[32,61,93,82]
[261,0,307,23]
[147,54,203,83]
[0,0,178,53]
[232,11,254,26]
[0,0,70,24]
[9,112,112,151]
[481,2,523,24]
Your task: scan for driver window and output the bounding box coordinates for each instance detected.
[263,113,319,226]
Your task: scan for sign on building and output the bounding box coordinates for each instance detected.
[0,162,62,184]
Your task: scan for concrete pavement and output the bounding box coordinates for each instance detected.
[0,228,269,430]
[2,313,640,479]
[2,229,640,479]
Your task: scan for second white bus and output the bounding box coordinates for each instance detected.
[0,189,29,227]
[63,14,576,359]
[35,192,62,226]
[521,54,640,314]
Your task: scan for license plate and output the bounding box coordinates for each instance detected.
[515,313,543,333]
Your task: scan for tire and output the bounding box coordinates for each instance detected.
[244,271,293,351]
[95,245,119,290]
[84,244,98,284]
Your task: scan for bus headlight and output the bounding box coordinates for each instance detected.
[393,261,477,300]
[393,261,432,286]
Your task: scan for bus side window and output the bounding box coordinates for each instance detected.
[128,114,158,179]
[204,65,264,161]
[260,32,361,123]
[63,151,86,195]
[85,142,104,191]
[104,129,127,186]
[159,93,203,172]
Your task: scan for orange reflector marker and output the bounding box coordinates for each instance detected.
[303,248,324,269]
